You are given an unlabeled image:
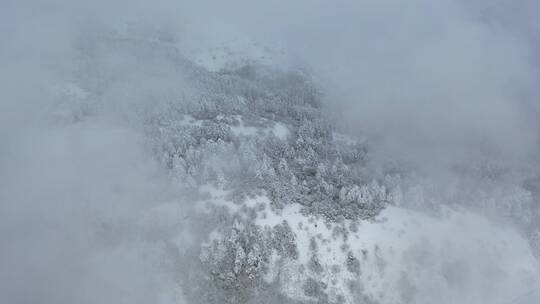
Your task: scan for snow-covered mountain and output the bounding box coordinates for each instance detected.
[44,33,540,304]
[2,3,540,300]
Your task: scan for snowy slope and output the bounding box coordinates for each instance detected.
[180,38,292,72]
[196,186,540,304]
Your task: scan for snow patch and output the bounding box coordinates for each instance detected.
[257,203,540,304]
[271,122,290,140]
[230,115,289,139]
[180,38,291,72]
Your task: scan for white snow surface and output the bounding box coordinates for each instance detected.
[199,186,540,304]
[180,38,292,73]
[229,115,289,140]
